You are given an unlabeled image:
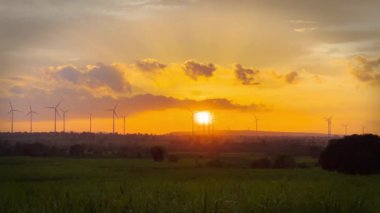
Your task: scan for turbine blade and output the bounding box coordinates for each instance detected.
[114,111,119,118]
[56,100,62,108]
[9,101,13,109]
[114,103,118,110]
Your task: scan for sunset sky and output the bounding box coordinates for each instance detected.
[0,0,379,134]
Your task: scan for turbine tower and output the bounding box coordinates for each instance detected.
[89,113,92,133]
[60,109,69,132]
[254,116,259,133]
[46,100,61,132]
[342,123,349,136]
[7,101,21,133]
[324,116,333,136]
[187,109,195,137]
[26,104,37,133]
[106,103,118,134]
[122,113,127,135]
[361,125,365,135]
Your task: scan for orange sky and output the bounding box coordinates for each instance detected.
[0,0,379,135]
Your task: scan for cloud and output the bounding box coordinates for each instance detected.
[47,63,132,93]
[234,64,260,85]
[293,27,317,33]
[284,71,299,84]
[53,66,83,84]
[183,60,216,80]
[1,87,266,120]
[135,58,166,72]
[350,55,380,86]
[98,93,266,115]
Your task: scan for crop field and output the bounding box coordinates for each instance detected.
[1,156,380,213]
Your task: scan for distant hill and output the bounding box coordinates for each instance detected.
[167,130,329,137]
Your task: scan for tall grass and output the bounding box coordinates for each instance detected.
[0,157,380,212]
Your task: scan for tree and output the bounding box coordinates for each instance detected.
[150,146,166,162]
[273,155,296,168]
[69,144,86,156]
[319,134,380,175]
[250,158,272,169]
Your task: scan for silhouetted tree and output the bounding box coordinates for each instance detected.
[15,143,51,157]
[273,155,296,168]
[150,146,166,162]
[250,158,272,169]
[319,134,380,175]
[168,155,179,162]
[69,144,86,156]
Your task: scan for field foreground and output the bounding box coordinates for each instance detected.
[1,157,380,213]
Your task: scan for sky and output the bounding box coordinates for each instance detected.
[0,0,379,134]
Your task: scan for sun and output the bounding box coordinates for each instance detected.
[194,111,213,125]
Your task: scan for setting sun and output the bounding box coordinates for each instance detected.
[194,111,213,125]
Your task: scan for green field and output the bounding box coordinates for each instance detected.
[1,157,380,212]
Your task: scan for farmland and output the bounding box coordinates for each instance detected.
[1,156,380,212]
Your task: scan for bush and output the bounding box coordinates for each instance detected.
[167,155,179,163]
[150,146,166,162]
[273,155,297,169]
[250,158,272,169]
[319,134,380,175]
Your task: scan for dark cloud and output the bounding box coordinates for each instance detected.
[234,64,260,85]
[48,63,131,93]
[1,86,266,120]
[350,56,380,86]
[135,58,166,72]
[122,94,263,114]
[54,66,83,84]
[284,71,299,84]
[183,60,216,80]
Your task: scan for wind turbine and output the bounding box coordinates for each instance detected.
[254,116,259,133]
[46,100,61,132]
[187,109,195,137]
[211,113,217,136]
[324,116,333,136]
[361,125,365,135]
[7,101,21,133]
[122,113,127,135]
[342,123,349,136]
[106,103,118,134]
[26,104,37,133]
[89,113,92,133]
[60,108,69,132]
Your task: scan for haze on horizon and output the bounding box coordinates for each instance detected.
[0,0,379,134]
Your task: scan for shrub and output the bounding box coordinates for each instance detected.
[150,146,166,162]
[250,158,272,169]
[167,155,179,163]
[273,155,297,169]
[319,134,380,175]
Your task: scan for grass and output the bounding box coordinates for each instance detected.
[0,156,380,212]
